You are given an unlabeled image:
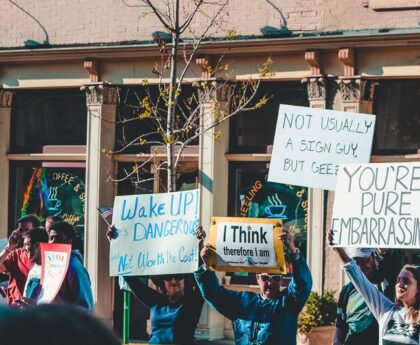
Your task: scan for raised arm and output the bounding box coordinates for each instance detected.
[327,230,393,320]
[0,229,20,273]
[281,230,312,312]
[194,244,247,320]
[123,276,165,308]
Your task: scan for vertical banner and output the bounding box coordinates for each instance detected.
[38,243,71,304]
[331,162,420,248]
[110,190,200,276]
[208,217,287,274]
[268,104,376,190]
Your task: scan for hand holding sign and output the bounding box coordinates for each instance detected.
[279,229,297,255]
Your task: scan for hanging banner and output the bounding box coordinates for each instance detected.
[331,162,420,248]
[38,243,71,304]
[208,217,287,273]
[268,104,376,190]
[110,190,200,276]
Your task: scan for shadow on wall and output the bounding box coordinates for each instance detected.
[261,0,291,37]
[9,0,50,47]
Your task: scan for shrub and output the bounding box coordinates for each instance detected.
[298,291,337,333]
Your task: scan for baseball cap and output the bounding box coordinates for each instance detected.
[347,248,375,259]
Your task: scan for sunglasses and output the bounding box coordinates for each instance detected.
[258,274,282,283]
[162,274,184,281]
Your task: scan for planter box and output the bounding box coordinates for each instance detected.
[297,326,334,345]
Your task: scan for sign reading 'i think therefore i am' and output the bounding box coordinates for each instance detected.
[208,217,286,274]
[268,104,376,191]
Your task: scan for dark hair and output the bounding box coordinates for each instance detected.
[46,215,63,223]
[22,228,49,244]
[17,214,40,228]
[0,304,120,345]
[396,265,420,324]
[50,221,76,242]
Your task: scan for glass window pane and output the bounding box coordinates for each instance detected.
[116,85,198,154]
[229,82,309,153]
[9,164,85,249]
[373,79,420,154]
[11,89,87,152]
[228,162,308,284]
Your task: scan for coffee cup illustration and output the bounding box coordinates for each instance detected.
[264,204,287,219]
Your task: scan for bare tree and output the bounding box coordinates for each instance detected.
[110,0,271,192]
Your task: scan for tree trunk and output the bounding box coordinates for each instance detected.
[166,0,179,193]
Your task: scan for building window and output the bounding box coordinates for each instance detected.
[226,81,310,284]
[8,89,87,250]
[229,81,308,153]
[373,79,420,154]
[11,89,86,153]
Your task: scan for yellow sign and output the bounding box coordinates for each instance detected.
[208,217,287,274]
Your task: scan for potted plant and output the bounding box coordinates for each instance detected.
[297,291,337,345]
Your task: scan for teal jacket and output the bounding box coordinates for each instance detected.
[194,252,312,345]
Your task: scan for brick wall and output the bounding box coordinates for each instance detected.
[4,1,416,48]
[0,0,322,48]
[321,0,420,31]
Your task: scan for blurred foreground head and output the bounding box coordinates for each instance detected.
[0,304,120,345]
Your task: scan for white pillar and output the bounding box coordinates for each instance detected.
[83,83,118,325]
[0,90,13,237]
[198,83,230,340]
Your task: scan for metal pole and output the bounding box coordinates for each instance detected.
[122,290,131,344]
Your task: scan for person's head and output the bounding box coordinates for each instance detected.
[22,228,49,263]
[0,304,120,345]
[395,265,420,312]
[48,221,75,245]
[17,214,40,235]
[152,274,195,298]
[348,248,378,279]
[45,216,63,233]
[256,273,282,299]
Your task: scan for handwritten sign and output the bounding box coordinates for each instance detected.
[110,190,200,276]
[208,217,286,273]
[38,243,71,304]
[331,163,420,248]
[268,104,376,190]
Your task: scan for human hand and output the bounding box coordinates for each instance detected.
[279,229,297,255]
[200,244,213,268]
[7,229,20,251]
[106,225,118,242]
[195,226,206,249]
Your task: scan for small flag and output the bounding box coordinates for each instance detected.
[97,207,113,225]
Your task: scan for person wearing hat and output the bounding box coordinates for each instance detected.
[334,247,383,345]
[195,229,312,345]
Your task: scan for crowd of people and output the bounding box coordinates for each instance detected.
[0,213,419,345]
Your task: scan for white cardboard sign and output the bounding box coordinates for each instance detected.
[110,190,200,276]
[268,104,376,190]
[331,162,420,248]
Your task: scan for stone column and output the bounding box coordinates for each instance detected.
[0,90,14,237]
[337,78,375,113]
[82,83,118,325]
[301,77,327,294]
[198,81,232,340]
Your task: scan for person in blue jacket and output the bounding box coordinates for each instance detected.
[195,229,312,345]
[107,225,205,344]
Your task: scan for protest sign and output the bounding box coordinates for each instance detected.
[268,104,376,190]
[110,190,200,276]
[38,243,71,304]
[208,217,287,274]
[331,162,420,248]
